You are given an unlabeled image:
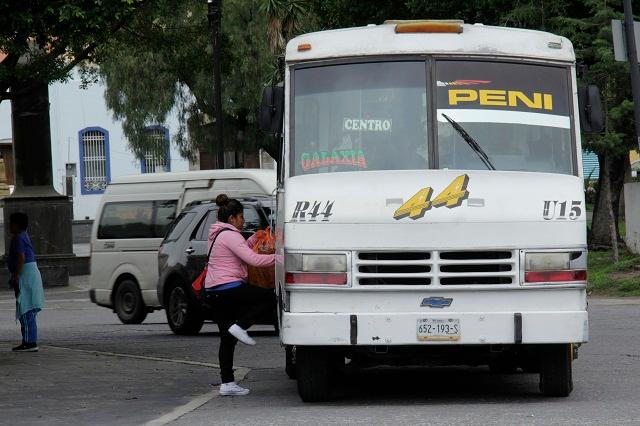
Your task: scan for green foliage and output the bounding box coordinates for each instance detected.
[588,248,640,296]
[262,0,312,54]
[0,0,145,102]
[97,0,310,161]
[311,0,410,29]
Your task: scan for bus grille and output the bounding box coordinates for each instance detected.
[355,250,517,286]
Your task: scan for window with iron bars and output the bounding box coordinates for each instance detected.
[79,127,110,194]
[140,126,171,173]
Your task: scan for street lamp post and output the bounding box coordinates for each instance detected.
[623,0,640,152]
[207,0,225,169]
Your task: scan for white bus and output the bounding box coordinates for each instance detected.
[259,20,603,401]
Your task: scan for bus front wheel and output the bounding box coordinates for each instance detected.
[285,346,297,380]
[296,346,331,402]
[539,344,573,397]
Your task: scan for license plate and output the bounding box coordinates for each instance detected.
[417,318,460,341]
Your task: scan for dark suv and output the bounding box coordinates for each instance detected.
[157,196,275,335]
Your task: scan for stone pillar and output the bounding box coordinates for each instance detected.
[0,157,11,197]
[2,81,73,286]
[624,182,640,254]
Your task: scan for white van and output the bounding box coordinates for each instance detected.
[89,169,276,324]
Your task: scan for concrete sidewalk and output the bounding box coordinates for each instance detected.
[0,343,216,426]
[0,277,281,425]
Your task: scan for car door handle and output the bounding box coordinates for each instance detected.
[185,248,195,255]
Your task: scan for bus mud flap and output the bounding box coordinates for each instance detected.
[514,313,522,344]
[350,315,357,345]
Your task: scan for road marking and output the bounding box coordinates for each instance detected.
[44,289,90,295]
[144,367,250,426]
[43,345,223,369]
[44,343,254,425]
[0,298,90,304]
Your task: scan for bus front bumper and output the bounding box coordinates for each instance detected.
[280,311,588,346]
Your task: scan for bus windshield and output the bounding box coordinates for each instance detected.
[292,60,574,176]
[436,60,573,175]
[292,61,428,176]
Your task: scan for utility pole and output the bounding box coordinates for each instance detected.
[207,0,225,169]
[624,0,640,152]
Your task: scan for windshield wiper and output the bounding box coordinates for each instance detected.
[441,113,496,171]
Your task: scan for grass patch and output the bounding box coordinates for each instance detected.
[588,249,640,296]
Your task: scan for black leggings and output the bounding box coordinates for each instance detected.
[205,283,276,383]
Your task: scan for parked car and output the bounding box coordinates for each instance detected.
[158,196,276,335]
[88,169,275,324]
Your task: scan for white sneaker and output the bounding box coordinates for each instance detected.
[228,324,256,346]
[219,382,250,396]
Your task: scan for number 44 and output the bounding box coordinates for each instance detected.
[394,174,470,220]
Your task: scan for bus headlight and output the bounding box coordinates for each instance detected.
[285,253,348,286]
[525,252,570,271]
[286,253,347,272]
[523,251,587,284]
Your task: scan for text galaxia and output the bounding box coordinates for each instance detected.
[300,149,367,172]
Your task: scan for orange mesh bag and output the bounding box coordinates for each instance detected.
[247,227,276,289]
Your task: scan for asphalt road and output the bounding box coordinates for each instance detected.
[1,278,639,425]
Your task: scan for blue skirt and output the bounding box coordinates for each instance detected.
[16,262,45,320]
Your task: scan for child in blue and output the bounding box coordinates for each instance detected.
[7,212,44,352]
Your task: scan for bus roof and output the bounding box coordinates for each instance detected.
[286,22,574,63]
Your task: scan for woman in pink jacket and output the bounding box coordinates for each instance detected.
[204,194,276,396]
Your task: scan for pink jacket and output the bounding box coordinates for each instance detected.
[204,222,275,288]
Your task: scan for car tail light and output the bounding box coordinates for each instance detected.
[285,272,348,286]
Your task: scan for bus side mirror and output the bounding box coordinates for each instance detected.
[578,85,604,134]
[259,85,284,135]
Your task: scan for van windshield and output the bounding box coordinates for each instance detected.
[291,60,574,176]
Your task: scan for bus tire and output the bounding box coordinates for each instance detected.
[285,346,297,379]
[296,346,330,402]
[165,281,204,335]
[539,344,573,397]
[114,279,147,324]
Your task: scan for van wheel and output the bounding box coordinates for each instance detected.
[114,279,148,324]
[165,281,204,335]
[539,344,573,397]
[296,346,331,402]
[285,346,297,379]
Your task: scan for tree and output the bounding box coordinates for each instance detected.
[263,0,312,81]
[94,0,312,165]
[0,0,145,103]
[528,1,636,250]
[0,0,148,256]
